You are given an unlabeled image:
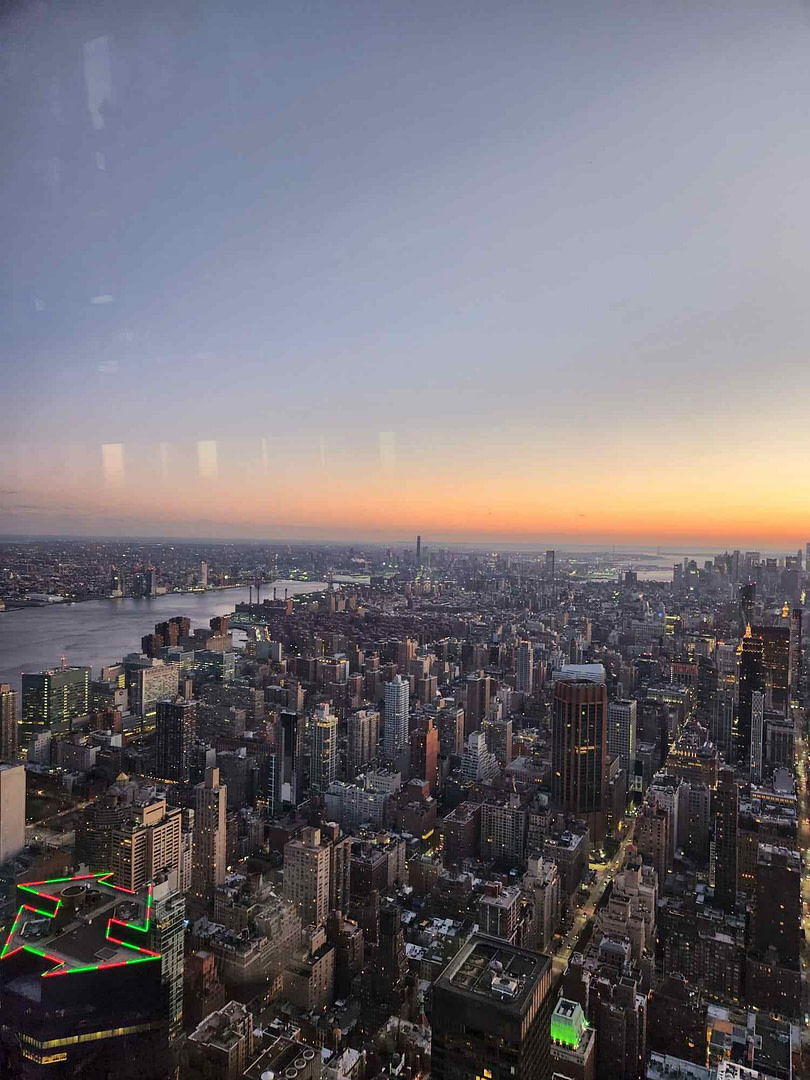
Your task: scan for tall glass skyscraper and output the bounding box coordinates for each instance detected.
[21,665,90,743]
[383,675,409,764]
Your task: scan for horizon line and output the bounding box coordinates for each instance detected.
[0,531,805,554]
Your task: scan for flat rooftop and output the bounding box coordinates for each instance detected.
[243,1036,320,1080]
[436,935,550,1012]
[1,872,159,978]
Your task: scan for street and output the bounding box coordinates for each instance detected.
[552,818,637,976]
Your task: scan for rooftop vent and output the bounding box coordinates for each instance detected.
[490,975,519,998]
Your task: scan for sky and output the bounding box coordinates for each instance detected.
[3,0,810,546]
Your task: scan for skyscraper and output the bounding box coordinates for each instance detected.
[111,567,126,597]
[431,935,554,1080]
[112,796,183,891]
[516,641,534,695]
[410,716,439,793]
[754,623,791,716]
[191,766,227,913]
[0,684,17,761]
[0,763,25,864]
[383,675,409,764]
[753,843,801,965]
[552,675,608,839]
[274,708,304,809]
[283,826,331,926]
[550,998,596,1080]
[712,766,738,913]
[545,549,555,580]
[416,535,422,564]
[149,873,186,1043]
[154,697,197,782]
[346,708,380,778]
[21,665,91,743]
[310,703,338,793]
[146,565,158,596]
[0,873,171,1078]
[736,632,765,767]
[465,672,490,735]
[607,698,637,777]
[749,689,765,782]
[739,581,756,631]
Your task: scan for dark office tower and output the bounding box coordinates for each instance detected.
[545,549,555,581]
[589,975,647,1080]
[746,843,803,1019]
[735,633,765,766]
[21,665,91,743]
[646,975,706,1065]
[378,899,407,983]
[276,708,304,809]
[358,899,411,1033]
[753,843,802,965]
[552,678,608,840]
[0,685,18,760]
[711,766,738,913]
[416,535,422,564]
[754,623,791,716]
[155,698,197,782]
[431,936,554,1080]
[739,581,756,633]
[465,673,490,736]
[0,874,171,1079]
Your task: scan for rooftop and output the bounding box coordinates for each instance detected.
[646,1052,713,1080]
[190,1000,252,1052]
[0,872,159,978]
[437,935,550,1012]
[243,1035,320,1080]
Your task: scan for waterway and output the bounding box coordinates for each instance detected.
[0,581,326,694]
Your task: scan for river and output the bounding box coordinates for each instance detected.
[0,581,326,693]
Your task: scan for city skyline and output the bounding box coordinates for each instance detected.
[4,0,810,1076]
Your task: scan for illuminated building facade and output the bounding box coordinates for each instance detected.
[21,666,90,744]
[310,704,337,794]
[0,684,18,761]
[753,623,791,716]
[551,675,608,840]
[111,797,182,891]
[550,997,595,1080]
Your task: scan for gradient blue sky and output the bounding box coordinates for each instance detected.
[3,1,810,543]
